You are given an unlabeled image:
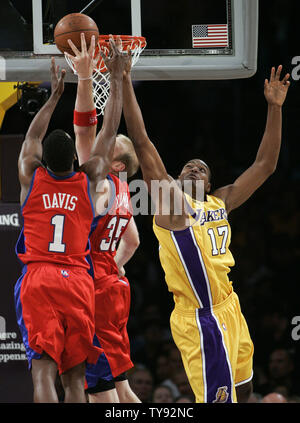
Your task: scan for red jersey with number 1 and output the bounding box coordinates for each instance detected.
[16,166,94,269]
[89,173,132,284]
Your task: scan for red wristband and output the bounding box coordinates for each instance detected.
[73,109,97,127]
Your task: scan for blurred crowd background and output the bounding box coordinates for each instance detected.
[1,0,300,403]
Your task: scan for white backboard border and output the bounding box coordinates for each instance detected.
[3,0,258,82]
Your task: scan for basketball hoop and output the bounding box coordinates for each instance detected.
[65,34,146,115]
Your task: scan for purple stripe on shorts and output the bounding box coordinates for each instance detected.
[14,265,42,369]
[85,334,113,387]
[197,310,233,403]
[172,227,211,308]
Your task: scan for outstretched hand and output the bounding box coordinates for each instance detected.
[100,35,131,77]
[65,33,100,79]
[123,44,133,77]
[264,65,290,106]
[50,57,66,97]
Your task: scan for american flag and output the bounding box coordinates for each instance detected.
[192,24,228,48]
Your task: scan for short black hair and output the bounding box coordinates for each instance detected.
[43,129,75,172]
[184,159,212,181]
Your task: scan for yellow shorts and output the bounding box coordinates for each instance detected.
[170,291,254,403]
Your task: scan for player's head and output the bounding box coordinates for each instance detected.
[178,159,212,195]
[43,129,76,173]
[111,134,139,178]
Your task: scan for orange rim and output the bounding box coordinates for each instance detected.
[94,34,146,73]
[98,34,146,48]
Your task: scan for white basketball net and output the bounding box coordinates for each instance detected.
[65,35,146,116]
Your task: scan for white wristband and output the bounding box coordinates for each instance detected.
[78,75,93,81]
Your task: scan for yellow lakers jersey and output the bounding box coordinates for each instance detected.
[153,193,235,309]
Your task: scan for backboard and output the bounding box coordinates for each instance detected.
[0,0,258,82]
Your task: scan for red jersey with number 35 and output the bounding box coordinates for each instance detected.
[16,166,94,269]
[89,173,132,282]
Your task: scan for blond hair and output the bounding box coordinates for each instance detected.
[115,134,139,178]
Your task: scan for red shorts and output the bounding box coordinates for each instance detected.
[15,262,102,374]
[94,275,133,378]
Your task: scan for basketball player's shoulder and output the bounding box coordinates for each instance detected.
[71,169,93,188]
[107,172,121,188]
[34,165,46,177]
[109,172,131,194]
[74,169,87,178]
[207,193,226,210]
[32,165,51,185]
[108,172,118,182]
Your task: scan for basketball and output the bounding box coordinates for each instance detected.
[54,13,99,55]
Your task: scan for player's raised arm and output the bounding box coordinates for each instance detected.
[18,59,66,202]
[213,65,290,214]
[122,61,188,228]
[122,65,169,190]
[68,37,126,204]
[69,34,98,165]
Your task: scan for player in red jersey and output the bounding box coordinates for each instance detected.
[86,165,140,403]
[70,36,141,402]
[14,35,130,403]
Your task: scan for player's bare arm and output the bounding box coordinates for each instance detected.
[67,36,127,209]
[69,33,111,215]
[68,33,99,166]
[213,65,290,214]
[114,217,140,276]
[18,58,66,204]
[123,63,188,230]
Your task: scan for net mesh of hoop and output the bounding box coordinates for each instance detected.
[65,35,146,116]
